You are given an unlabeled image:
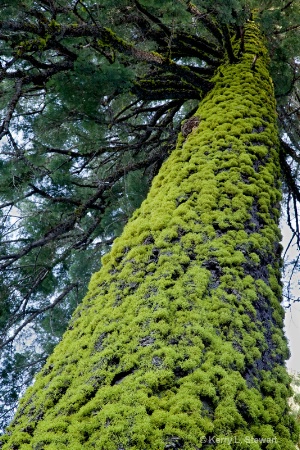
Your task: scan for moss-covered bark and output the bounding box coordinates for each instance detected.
[2,23,298,450]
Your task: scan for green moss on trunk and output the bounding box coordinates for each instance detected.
[2,23,298,450]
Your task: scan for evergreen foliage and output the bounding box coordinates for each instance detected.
[0,0,300,440]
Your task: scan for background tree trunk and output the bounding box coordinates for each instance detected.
[2,22,298,450]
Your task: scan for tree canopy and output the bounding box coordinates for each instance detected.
[0,0,300,431]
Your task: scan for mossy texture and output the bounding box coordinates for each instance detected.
[2,24,298,449]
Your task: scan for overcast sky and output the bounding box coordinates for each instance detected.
[285,302,300,373]
[282,222,300,373]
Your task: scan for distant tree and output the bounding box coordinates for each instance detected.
[0,0,300,445]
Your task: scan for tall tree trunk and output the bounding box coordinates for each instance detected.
[2,22,298,450]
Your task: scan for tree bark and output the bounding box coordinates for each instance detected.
[2,22,298,450]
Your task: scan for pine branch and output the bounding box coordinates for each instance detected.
[281,0,295,11]
[134,0,171,36]
[133,81,200,100]
[280,138,300,165]
[0,150,166,271]
[186,2,223,44]
[173,32,223,61]
[0,282,79,350]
